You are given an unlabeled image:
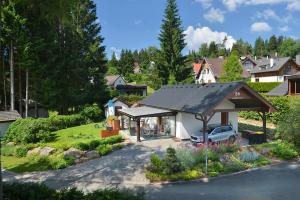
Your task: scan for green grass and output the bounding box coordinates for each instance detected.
[42,123,104,149]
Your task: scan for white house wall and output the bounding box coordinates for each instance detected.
[251,75,284,82]
[113,76,126,88]
[196,69,216,84]
[175,111,238,140]
[215,99,235,110]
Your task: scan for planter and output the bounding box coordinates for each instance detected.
[249,132,266,145]
[101,130,119,138]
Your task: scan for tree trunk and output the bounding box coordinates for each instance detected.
[1,46,7,110]
[10,40,15,111]
[18,66,22,115]
[25,69,29,117]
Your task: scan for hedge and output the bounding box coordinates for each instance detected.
[247,82,281,93]
[239,96,300,124]
[3,182,145,200]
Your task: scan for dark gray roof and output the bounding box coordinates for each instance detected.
[267,81,288,96]
[119,106,174,118]
[140,82,243,115]
[0,110,21,122]
[251,57,291,74]
[288,71,300,79]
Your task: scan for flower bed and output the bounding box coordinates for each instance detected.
[145,143,274,182]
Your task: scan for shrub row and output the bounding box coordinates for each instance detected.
[247,82,281,93]
[239,95,295,124]
[4,105,104,144]
[73,135,124,151]
[3,182,145,200]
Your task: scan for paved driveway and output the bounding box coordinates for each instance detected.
[2,138,179,192]
[145,162,300,200]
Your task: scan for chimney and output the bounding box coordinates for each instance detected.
[255,56,257,60]
[270,58,274,68]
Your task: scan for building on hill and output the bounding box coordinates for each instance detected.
[133,62,141,74]
[105,74,147,96]
[193,58,250,84]
[105,75,126,88]
[250,57,300,83]
[267,72,300,96]
[241,56,257,72]
[0,110,21,137]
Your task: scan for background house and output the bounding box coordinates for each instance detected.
[268,72,300,96]
[0,110,21,137]
[241,56,257,72]
[105,75,126,88]
[250,57,300,82]
[193,58,250,84]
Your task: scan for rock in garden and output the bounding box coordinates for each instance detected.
[27,147,42,155]
[6,142,15,146]
[40,147,55,156]
[64,148,83,159]
[75,157,89,164]
[85,150,100,159]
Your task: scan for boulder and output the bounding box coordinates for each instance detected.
[75,157,89,164]
[40,147,55,156]
[85,150,100,159]
[27,147,42,155]
[64,148,83,159]
[6,142,15,146]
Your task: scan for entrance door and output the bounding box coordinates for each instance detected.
[221,112,228,125]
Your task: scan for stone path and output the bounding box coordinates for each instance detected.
[2,138,179,192]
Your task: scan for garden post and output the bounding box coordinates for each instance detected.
[136,118,141,142]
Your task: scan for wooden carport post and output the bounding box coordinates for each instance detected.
[258,111,267,142]
[136,118,141,142]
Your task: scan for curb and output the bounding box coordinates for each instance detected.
[149,161,284,186]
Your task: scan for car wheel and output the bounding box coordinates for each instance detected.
[229,136,236,144]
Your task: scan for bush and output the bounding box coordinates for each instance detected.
[239,96,293,124]
[118,95,145,106]
[195,149,220,163]
[99,135,123,145]
[50,154,75,170]
[74,142,89,151]
[271,141,298,160]
[239,150,260,162]
[15,146,28,157]
[208,162,225,177]
[247,82,281,93]
[176,148,196,170]
[1,145,16,156]
[163,147,184,175]
[80,104,103,123]
[4,114,86,144]
[224,156,245,173]
[89,140,100,150]
[149,154,165,173]
[97,144,113,156]
[276,99,300,147]
[3,182,145,200]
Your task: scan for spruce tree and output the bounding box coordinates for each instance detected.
[220,50,243,82]
[159,0,187,84]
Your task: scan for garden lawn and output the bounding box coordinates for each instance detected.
[43,123,104,149]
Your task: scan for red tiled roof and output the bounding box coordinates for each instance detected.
[193,63,201,75]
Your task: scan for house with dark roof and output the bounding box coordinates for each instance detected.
[268,72,300,96]
[0,110,21,137]
[119,82,275,142]
[250,57,300,82]
[193,58,250,84]
[241,56,257,72]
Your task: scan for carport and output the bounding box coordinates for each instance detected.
[119,106,176,142]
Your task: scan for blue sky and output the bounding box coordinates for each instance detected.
[95,0,300,58]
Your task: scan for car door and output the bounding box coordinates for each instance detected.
[211,127,222,142]
[219,126,230,141]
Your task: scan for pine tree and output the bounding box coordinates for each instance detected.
[208,42,218,58]
[159,0,187,84]
[220,50,243,82]
[107,52,119,75]
[254,37,266,57]
[268,35,278,55]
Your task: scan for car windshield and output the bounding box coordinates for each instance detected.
[207,127,215,134]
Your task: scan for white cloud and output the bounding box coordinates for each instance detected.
[184,26,236,51]
[287,1,300,11]
[279,26,290,32]
[222,0,300,11]
[110,47,121,60]
[195,0,213,9]
[204,8,225,23]
[251,22,272,32]
[255,9,292,23]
